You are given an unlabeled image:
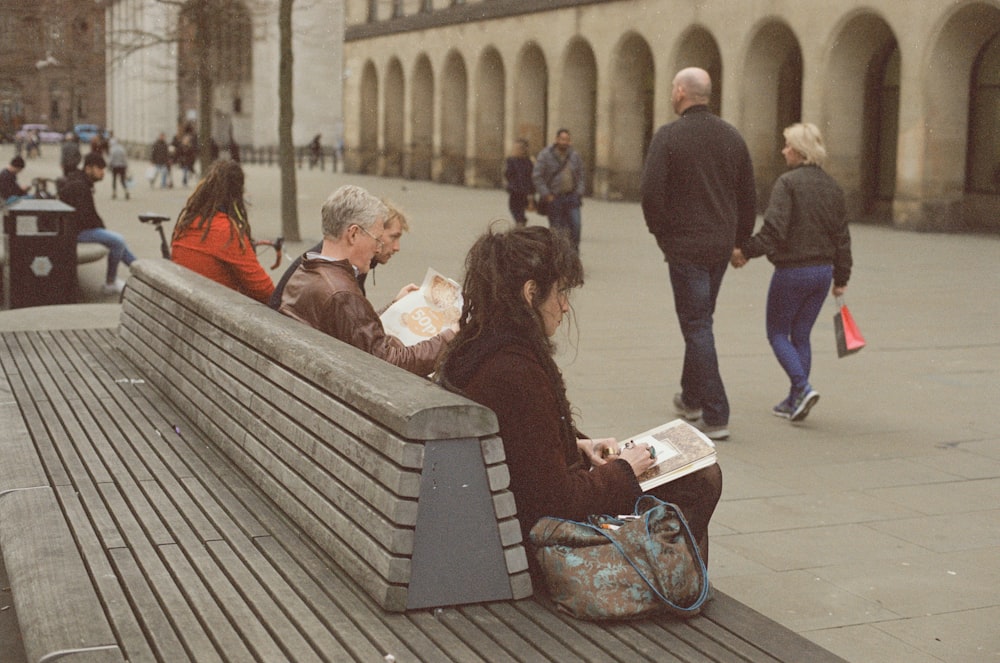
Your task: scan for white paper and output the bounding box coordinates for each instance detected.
[379,268,462,346]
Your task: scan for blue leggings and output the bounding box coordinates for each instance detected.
[766,265,832,394]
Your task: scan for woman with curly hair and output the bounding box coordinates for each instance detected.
[171,159,274,303]
[437,224,722,581]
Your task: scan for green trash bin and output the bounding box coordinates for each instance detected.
[2,198,77,309]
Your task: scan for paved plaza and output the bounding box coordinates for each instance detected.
[2,150,998,662]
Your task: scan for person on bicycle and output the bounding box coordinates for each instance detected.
[170,159,274,304]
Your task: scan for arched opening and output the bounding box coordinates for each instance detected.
[440,51,468,185]
[383,57,405,177]
[607,32,654,200]
[560,38,597,193]
[474,47,505,188]
[967,35,1000,195]
[358,60,379,174]
[410,54,434,181]
[673,26,722,116]
[743,20,802,208]
[513,43,547,159]
[921,2,1000,230]
[825,12,899,221]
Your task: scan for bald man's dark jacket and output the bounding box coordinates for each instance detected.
[640,105,757,265]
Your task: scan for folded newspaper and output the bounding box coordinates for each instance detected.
[379,268,462,346]
[626,419,718,491]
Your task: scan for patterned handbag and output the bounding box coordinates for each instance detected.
[529,496,709,620]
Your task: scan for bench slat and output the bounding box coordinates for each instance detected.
[0,487,123,663]
[104,548,189,662]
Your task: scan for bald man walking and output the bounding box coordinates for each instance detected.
[640,67,757,441]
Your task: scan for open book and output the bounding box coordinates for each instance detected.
[625,419,718,491]
[379,268,462,346]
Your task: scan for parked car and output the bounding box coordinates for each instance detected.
[15,123,65,143]
[73,123,109,144]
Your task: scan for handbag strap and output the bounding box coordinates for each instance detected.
[541,149,572,192]
[574,497,711,615]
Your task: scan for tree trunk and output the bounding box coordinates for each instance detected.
[278,0,300,241]
[196,0,215,174]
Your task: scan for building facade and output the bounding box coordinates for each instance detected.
[106,0,344,154]
[343,0,1000,232]
[0,2,106,140]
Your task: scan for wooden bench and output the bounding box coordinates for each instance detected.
[0,259,847,662]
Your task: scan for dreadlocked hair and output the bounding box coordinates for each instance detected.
[441,223,584,437]
[172,159,252,250]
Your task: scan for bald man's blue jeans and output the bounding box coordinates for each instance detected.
[669,259,729,426]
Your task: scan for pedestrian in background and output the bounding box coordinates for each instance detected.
[640,67,757,441]
[731,122,851,422]
[533,129,585,253]
[108,136,130,200]
[504,138,535,227]
[150,133,172,189]
[61,132,82,176]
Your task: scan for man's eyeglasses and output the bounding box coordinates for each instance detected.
[356,225,384,253]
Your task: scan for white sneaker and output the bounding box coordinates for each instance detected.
[102,280,126,295]
[673,392,703,421]
[694,419,730,441]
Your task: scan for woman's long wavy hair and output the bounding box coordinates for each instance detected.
[172,159,252,249]
[440,224,584,433]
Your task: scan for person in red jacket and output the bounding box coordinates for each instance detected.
[170,160,274,303]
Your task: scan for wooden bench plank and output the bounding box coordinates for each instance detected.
[0,487,123,663]
[106,548,198,663]
[255,532,420,661]
[211,535,356,660]
[700,593,847,662]
[54,487,161,663]
[664,615,782,662]
[156,543,259,660]
[204,540,323,662]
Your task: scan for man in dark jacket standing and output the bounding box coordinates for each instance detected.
[533,129,585,253]
[640,67,757,441]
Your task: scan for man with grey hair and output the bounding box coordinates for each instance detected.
[640,66,757,441]
[279,184,453,376]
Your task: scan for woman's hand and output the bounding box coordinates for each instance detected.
[581,438,618,466]
[581,438,656,476]
[832,284,847,297]
[619,441,656,477]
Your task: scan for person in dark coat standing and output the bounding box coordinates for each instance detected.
[504,138,535,227]
[640,67,757,441]
[533,129,585,252]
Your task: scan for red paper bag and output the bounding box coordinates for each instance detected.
[834,297,865,358]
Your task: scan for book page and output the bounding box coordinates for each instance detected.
[626,419,718,492]
[379,268,462,346]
